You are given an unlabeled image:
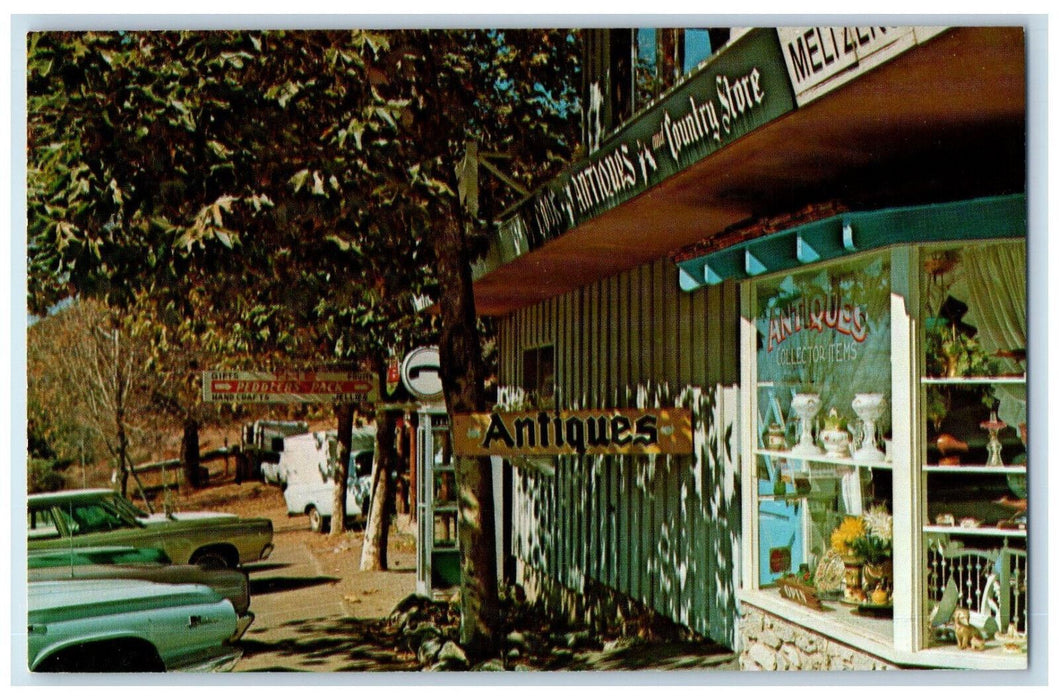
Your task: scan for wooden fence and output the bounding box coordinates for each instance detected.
[129,445,236,498]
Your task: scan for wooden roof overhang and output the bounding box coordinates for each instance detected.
[471,26,1026,317]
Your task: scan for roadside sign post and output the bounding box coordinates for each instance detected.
[202,370,379,404]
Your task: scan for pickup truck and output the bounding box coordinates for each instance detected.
[29,578,241,672]
[29,546,254,641]
[28,489,273,569]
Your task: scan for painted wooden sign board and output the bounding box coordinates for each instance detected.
[452,408,693,457]
[777,26,947,106]
[777,576,825,611]
[487,29,797,268]
[202,370,378,403]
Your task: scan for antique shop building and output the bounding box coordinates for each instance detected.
[463,26,1032,671]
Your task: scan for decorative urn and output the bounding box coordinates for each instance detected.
[851,393,887,462]
[820,408,851,458]
[790,393,824,456]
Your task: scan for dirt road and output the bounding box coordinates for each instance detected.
[178,478,740,675]
[234,512,420,672]
[173,479,420,672]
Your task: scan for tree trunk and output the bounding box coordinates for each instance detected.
[117,418,130,497]
[431,209,500,659]
[329,402,354,535]
[181,418,201,489]
[360,407,398,570]
[328,398,353,535]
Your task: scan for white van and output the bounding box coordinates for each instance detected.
[282,427,376,533]
[264,431,328,487]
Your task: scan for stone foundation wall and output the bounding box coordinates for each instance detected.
[739,604,896,671]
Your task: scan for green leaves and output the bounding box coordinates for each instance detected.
[174,195,239,251]
[265,80,303,108]
[26,27,578,390]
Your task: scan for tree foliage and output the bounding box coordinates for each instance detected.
[27,31,438,360]
[27,298,163,494]
[26,27,581,657]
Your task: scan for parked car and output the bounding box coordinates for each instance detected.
[28,578,241,672]
[29,549,254,641]
[25,544,171,567]
[28,489,274,569]
[109,492,239,524]
[283,428,376,533]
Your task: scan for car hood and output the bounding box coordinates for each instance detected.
[29,578,227,623]
[28,546,171,568]
[30,563,250,615]
[138,511,239,523]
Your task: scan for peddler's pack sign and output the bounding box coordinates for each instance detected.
[202,370,378,404]
[452,408,693,457]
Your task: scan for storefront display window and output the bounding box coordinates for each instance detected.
[750,253,894,631]
[740,238,1027,669]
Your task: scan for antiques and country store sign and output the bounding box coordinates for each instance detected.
[491,29,796,260]
[453,408,693,457]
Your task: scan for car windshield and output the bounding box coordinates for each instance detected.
[54,500,138,535]
[105,493,151,519]
[27,507,60,540]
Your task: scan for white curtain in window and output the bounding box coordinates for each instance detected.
[962,243,1027,431]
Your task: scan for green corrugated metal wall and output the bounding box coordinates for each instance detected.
[498,257,742,647]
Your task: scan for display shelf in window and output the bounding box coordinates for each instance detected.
[923,464,1025,474]
[921,375,1026,386]
[754,449,892,471]
[923,525,1026,538]
[919,242,1028,652]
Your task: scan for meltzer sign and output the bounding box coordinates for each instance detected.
[453,408,693,457]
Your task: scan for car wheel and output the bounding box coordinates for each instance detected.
[37,639,165,672]
[308,506,324,533]
[190,549,235,570]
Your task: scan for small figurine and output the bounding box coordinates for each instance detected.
[980,412,1007,467]
[936,433,969,466]
[953,608,986,650]
[766,423,788,451]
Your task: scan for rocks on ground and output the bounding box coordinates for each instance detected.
[386,586,738,673]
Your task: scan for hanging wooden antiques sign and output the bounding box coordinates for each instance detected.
[452,408,693,457]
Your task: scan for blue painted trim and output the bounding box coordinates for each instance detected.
[676,194,1027,289]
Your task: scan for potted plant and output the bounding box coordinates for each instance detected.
[829,505,894,600]
[925,320,999,378]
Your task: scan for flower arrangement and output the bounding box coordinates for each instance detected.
[830,506,893,564]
